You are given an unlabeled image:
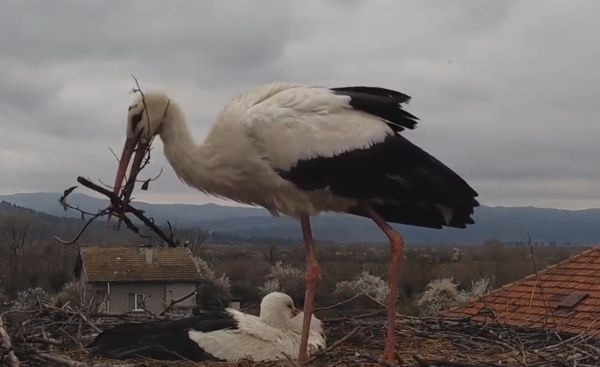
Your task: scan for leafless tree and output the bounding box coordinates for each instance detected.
[0,215,38,293]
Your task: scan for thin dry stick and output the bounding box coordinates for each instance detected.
[304,326,362,364]
[527,234,557,328]
[279,352,301,367]
[159,288,198,316]
[76,176,179,246]
[77,310,101,333]
[314,293,362,312]
[53,211,107,245]
[37,352,136,367]
[36,353,88,367]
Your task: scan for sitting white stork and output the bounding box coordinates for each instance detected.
[111,83,478,361]
[90,292,325,362]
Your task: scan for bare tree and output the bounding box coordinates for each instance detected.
[0,215,37,293]
[261,244,279,265]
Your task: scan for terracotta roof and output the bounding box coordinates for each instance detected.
[77,246,201,283]
[443,246,600,337]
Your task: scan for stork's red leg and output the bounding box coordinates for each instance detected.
[298,215,320,361]
[366,207,404,363]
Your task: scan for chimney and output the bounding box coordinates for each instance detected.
[144,247,154,265]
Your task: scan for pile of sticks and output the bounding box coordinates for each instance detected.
[319,312,600,367]
[0,299,159,367]
[2,298,600,367]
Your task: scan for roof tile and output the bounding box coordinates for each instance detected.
[78,246,201,282]
[443,246,600,337]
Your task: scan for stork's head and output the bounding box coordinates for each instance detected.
[259,292,301,327]
[112,92,171,203]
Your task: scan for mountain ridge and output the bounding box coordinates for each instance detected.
[1,192,599,245]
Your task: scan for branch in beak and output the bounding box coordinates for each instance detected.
[109,133,148,222]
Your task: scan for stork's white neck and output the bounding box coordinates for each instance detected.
[158,103,217,191]
[259,311,293,330]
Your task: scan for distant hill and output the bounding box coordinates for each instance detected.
[1,192,600,245]
[0,200,138,245]
[0,192,265,222]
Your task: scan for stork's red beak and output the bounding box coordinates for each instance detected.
[111,133,148,217]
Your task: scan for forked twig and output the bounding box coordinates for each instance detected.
[158,288,198,316]
[304,326,362,364]
[77,176,179,247]
[53,211,107,245]
[54,176,178,246]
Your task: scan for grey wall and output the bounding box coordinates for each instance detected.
[85,282,197,314]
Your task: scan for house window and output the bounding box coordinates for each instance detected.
[128,293,146,311]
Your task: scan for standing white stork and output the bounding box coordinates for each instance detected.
[112,83,478,362]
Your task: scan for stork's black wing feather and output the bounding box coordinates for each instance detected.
[276,86,478,228]
[89,310,237,361]
[331,86,418,132]
[279,134,479,229]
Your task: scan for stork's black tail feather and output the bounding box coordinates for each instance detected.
[89,311,236,361]
[353,134,479,228]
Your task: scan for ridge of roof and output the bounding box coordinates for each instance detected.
[78,246,202,283]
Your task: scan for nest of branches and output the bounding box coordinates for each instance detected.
[2,297,600,367]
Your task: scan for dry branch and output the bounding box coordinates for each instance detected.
[54,176,180,247]
[314,294,362,312]
[55,79,180,248]
[304,326,361,364]
[158,288,198,316]
[77,176,179,246]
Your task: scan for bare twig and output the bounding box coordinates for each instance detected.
[36,352,88,367]
[77,310,101,333]
[36,352,136,367]
[279,352,301,367]
[413,355,502,367]
[314,294,363,312]
[53,211,107,245]
[324,309,386,323]
[75,176,179,247]
[304,326,361,364]
[528,234,557,328]
[158,288,198,316]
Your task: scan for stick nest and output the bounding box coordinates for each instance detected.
[2,300,600,367]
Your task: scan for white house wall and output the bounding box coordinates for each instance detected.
[86,282,197,314]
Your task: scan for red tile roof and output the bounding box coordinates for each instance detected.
[77,246,201,283]
[443,246,600,337]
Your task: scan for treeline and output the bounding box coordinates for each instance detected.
[0,202,586,314]
[197,241,581,314]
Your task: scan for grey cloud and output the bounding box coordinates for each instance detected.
[0,1,291,85]
[1,0,599,209]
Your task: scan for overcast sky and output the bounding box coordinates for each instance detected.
[1,1,599,209]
